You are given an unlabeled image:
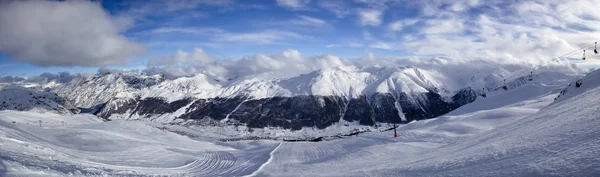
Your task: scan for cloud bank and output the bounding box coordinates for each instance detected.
[143,48,580,88]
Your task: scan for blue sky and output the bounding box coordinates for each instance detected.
[1,0,600,76]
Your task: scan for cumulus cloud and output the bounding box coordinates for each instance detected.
[0,76,25,83]
[144,49,351,79]
[148,48,212,66]
[276,0,311,10]
[0,0,146,67]
[0,72,78,84]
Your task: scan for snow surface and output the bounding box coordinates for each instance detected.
[1,69,599,176]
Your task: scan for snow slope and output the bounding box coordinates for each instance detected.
[0,111,278,176]
[255,70,600,176]
[554,68,600,103]
[0,86,77,114]
[2,69,598,176]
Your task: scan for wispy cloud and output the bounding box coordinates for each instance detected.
[276,0,311,10]
[396,0,600,64]
[369,42,394,50]
[145,27,225,34]
[218,30,306,44]
[141,27,307,45]
[294,15,326,26]
[317,0,351,18]
[357,8,384,26]
[388,18,419,31]
[326,42,364,48]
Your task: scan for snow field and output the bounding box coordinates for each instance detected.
[1,70,600,176]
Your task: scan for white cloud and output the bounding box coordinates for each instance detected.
[163,0,233,11]
[315,55,346,69]
[145,49,352,79]
[146,27,225,34]
[0,0,146,67]
[369,42,394,50]
[388,18,419,31]
[317,0,351,18]
[276,0,311,10]
[326,42,364,48]
[397,0,600,66]
[141,27,305,45]
[422,17,465,35]
[218,30,305,44]
[357,8,384,26]
[143,49,578,91]
[148,48,212,66]
[295,15,326,26]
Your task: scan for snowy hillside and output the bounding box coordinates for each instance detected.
[0,68,598,176]
[0,86,77,114]
[554,68,600,103]
[52,71,164,108]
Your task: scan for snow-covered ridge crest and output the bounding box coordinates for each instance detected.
[121,65,448,102]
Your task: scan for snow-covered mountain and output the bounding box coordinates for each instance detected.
[90,66,486,129]
[0,64,581,130]
[0,67,597,176]
[0,86,78,114]
[51,71,165,108]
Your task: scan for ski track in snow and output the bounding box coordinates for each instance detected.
[244,142,281,177]
[2,72,600,176]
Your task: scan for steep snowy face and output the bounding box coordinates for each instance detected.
[554,69,600,103]
[53,72,165,108]
[0,86,77,114]
[139,73,221,101]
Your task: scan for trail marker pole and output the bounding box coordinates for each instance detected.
[393,124,398,138]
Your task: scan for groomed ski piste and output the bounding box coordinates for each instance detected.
[1,69,600,177]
